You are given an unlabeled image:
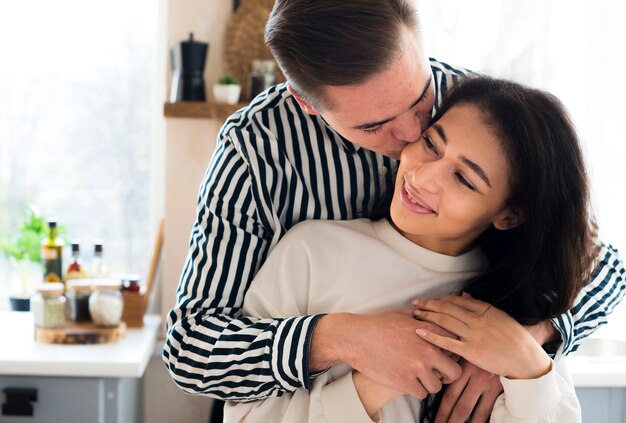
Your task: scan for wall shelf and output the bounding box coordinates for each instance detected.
[163,101,248,120]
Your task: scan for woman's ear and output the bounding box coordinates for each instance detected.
[493,208,524,231]
[287,84,319,115]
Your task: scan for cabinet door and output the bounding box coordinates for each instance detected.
[576,387,626,423]
[0,376,103,423]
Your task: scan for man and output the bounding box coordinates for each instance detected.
[163,1,625,421]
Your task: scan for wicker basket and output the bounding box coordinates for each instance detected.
[223,0,285,100]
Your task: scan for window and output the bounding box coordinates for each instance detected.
[418,0,626,334]
[0,0,160,299]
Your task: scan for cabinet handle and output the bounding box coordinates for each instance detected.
[2,387,38,417]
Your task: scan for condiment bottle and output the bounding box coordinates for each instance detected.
[65,279,93,322]
[247,60,277,100]
[89,279,123,327]
[90,242,108,277]
[41,221,64,283]
[31,283,66,328]
[65,242,86,281]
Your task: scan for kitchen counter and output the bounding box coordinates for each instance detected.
[0,311,161,423]
[0,311,160,377]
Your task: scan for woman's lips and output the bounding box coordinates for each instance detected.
[401,182,436,215]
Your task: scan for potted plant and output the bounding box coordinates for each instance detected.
[0,207,47,311]
[213,74,241,105]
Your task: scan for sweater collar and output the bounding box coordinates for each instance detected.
[372,219,488,273]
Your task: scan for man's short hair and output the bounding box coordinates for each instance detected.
[265,0,421,110]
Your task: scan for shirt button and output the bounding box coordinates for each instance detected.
[379,166,388,175]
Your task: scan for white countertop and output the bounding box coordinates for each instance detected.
[569,354,626,388]
[0,311,160,378]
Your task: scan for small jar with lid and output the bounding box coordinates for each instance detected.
[31,283,66,328]
[65,279,93,322]
[89,279,124,327]
[120,274,142,293]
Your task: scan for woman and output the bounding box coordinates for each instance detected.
[225,76,596,422]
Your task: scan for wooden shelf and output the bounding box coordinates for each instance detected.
[163,101,248,120]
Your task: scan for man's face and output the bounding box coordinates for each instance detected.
[299,28,434,160]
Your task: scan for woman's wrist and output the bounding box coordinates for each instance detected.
[507,348,553,380]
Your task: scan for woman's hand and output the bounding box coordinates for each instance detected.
[352,371,404,419]
[412,294,552,380]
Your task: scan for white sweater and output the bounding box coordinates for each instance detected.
[225,219,581,422]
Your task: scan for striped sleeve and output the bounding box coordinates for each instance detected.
[162,131,324,400]
[552,243,626,357]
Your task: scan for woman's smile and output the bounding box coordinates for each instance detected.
[401,180,436,215]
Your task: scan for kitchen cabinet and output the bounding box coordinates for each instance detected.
[0,311,159,423]
[570,336,626,422]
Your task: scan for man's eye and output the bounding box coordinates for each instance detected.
[363,126,383,135]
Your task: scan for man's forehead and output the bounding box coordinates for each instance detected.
[342,75,433,128]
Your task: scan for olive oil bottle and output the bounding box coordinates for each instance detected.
[41,221,64,283]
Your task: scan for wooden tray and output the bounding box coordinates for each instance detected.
[35,322,126,345]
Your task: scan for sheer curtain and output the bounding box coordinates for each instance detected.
[417,0,626,333]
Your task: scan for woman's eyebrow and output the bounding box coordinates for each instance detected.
[433,123,492,188]
[432,123,447,145]
[460,156,492,188]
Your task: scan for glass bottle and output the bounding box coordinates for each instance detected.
[31,283,66,328]
[247,60,277,100]
[41,221,64,283]
[65,242,86,281]
[90,242,108,278]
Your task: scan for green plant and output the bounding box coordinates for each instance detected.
[0,206,48,263]
[217,74,240,85]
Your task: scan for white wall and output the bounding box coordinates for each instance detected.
[145,1,232,422]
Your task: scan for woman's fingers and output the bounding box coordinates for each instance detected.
[413,298,474,321]
[413,292,490,313]
[434,365,470,423]
[416,328,464,357]
[413,308,468,338]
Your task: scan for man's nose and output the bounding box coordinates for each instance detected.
[392,110,423,143]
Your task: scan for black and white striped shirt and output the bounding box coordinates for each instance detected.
[163,58,626,400]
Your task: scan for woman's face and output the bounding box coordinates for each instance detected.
[390,103,518,256]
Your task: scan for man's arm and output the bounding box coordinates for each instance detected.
[551,243,625,356]
[162,134,324,400]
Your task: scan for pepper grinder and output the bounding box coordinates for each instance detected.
[170,33,209,102]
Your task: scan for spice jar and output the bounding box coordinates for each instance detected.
[89,279,123,327]
[31,283,66,328]
[120,274,142,293]
[65,279,93,322]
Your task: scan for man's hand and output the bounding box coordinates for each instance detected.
[310,309,462,400]
[435,358,502,423]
